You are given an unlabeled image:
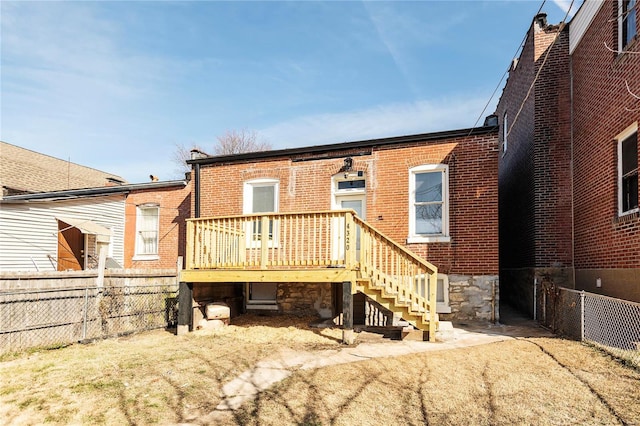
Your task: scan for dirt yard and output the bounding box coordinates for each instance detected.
[1,314,639,425]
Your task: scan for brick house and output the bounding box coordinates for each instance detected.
[0,179,190,272]
[495,13,573,314]
[179,124,499,340]
[124,182,191,270]
[497,1,639,309]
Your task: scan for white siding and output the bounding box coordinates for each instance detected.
[0,195,126,272]
[570,0,605,54]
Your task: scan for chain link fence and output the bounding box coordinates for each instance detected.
[535,283,640,369]
[0,285,178,355]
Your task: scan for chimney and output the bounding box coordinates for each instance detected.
[534,13,547,32]
[149,175,159,182]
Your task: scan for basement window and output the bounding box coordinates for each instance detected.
[619,124,639,215]
[415,274,451,314]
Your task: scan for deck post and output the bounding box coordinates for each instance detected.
[342,280,355,344]
[344,211,355,269]
[186,221,195,270]
[177,282,193,335]
[428,270,438,342]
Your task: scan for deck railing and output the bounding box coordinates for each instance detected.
[185,210,357,270]
[355,216,438,332]
[185,210,437,332]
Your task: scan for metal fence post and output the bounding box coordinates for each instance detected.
[533,279,537,321]
[82,287,89,341]
[580,290,585,342]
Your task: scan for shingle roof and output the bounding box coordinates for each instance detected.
[0,141,127,197]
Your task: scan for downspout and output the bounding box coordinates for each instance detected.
[569,53,576,289]
[194,163,201,219]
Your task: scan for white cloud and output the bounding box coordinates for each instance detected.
[260,95,491,149]
[551,0,582,18]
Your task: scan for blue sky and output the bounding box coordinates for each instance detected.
[1,0,579,183]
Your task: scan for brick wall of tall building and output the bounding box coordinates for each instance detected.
[497,19,538,271]
[497,14,572,271]
[124,183,191,269]
[571,2,640,271]
[533,22,573,267]
[195,130,499,276]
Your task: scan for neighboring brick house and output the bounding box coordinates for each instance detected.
[570,0,639,301]
[182,124,499,326]
[0,179,189,272]
[0,141,126,197]
[496,13,573,314]
[497,1,640,308]
[124,182,191,269]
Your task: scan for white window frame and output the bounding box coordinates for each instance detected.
[408,164,450,243]
[502,112,508,155]
[133,204,160,260]
[416,273,451,314]
[243,179,279,247]
[617,122,639,216]
[619,0,637,51]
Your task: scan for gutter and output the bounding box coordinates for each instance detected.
[1,180,187,203]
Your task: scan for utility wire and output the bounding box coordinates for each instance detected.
[506,0,575,139]
[468,0,548,133]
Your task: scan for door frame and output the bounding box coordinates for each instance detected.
[330,172,366,261]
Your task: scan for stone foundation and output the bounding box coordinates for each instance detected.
[277,282,333,318]
[442,275,500,322]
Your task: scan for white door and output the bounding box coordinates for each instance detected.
[333,195,365,261]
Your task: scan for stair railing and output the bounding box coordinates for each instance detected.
[354,216,438,337]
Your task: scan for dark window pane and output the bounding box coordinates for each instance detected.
[415,172,442,203]
[623,0,637,48]
[338,180,365,190]
[623,174,639,212]
[622,132,638,175]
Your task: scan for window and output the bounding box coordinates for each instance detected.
[620,0,637,50]
[134,204,159,259]
[243,179,279,243]
[502,112,508,154]
[408,164,450,243]
[416,273,451,314]
[619,125,639,215]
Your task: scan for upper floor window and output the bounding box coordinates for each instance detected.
[135,204,159,258]
[618,124,638,215]
[620,0,637,50]
[243,179,279,243]
[502,112,508,154]
[408,164,450,243]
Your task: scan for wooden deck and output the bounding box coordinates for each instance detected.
[180,210,439,342]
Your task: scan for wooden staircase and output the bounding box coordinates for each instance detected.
[355,277,439,331]
[353,216,439,339]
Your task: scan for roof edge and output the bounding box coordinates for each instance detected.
[1,180,187,202]
[187,125,498,166]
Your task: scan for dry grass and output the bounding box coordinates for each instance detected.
[1,315,639,425]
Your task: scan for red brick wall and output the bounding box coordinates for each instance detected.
[497,16,572,270]
[497,21,537,270]
[571,1,640,270]
[124,183,191,269]
[533,23,572,267]
[196,132,499,275]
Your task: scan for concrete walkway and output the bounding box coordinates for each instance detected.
[210,319,552,414]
